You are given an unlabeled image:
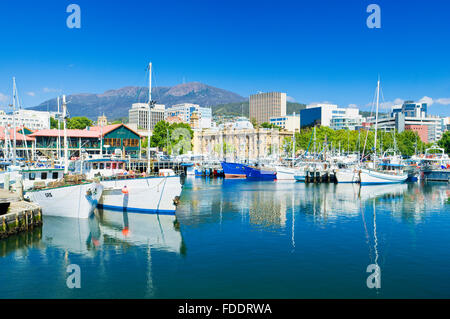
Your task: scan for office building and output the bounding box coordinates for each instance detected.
[300,104,362,130]
[0,109,51,130]
[128,103,166,130]
[249,92,286,124]
[367,102,443,143]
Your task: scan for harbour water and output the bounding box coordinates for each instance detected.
[0,177,449,298]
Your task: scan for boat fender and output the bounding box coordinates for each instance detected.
[122,186,129,194]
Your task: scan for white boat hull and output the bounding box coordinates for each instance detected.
[336,168,359,183]
[360,169,408,185]
[275,166,296,180]
[98,176,182,214]
[24,182,104,219]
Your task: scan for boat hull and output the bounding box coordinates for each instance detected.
[275,166,296,180]
[25,182,104,219]
[244,166,277,181]
[335,168,359,183]
[421,169,450,182]
[360,169,408,185]
[221,162,247,179]
[97,176,182,214]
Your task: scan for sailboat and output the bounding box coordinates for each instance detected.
[359,79,408,185]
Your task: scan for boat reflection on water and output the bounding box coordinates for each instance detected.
[42,209,185,256]
[180,178,449,229]
[96,209,185,255]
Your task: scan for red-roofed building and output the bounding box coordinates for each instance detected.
[0,126,35,158]
[29,123,142,158]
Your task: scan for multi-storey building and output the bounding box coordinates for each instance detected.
[300,104,362,130]
[249,92,286,124]
[193,127,294,160]
[128,103,165,130]
[165,103,212,128]
[366,102,443,143]
[0,109,51,130]
[269,113,300,131]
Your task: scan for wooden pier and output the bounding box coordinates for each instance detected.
[0,190,42,240]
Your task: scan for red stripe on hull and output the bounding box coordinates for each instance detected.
[224,174,246,179]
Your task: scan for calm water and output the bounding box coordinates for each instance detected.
[0,178,449,298]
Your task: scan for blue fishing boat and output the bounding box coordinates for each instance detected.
[220,162,247,178]
[244,165,277,181]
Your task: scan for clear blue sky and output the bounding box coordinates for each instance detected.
[0,0,449,116]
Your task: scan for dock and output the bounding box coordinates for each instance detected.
[127,160,187,175]
[0,190,42,240]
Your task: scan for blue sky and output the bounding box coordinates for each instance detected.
[0,0,449,116]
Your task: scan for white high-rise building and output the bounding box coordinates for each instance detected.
[128,103,165,130]
[0,109,51,130]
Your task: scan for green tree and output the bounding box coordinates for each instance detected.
[50,117,59,129]
[150,121,172,151]
[67,116,93,129]
[438,131,450,154]
[260,122,281,129]
[150,121,194,155]
[250,118,258,128]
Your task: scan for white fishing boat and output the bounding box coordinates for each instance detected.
[24,181,104,219]
[73,158,182,214]
[98,173,182,214]
[359,166,408,185]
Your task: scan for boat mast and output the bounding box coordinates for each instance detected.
[313,126,316,158]
[374,77,380,163]
[292,112,296,164]
[12,77,17,165]
[147,62,153,174]
[57,96,61,159]
[62,95,69,174]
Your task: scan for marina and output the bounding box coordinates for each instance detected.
[1,0,450,303]
[0,178,449,298]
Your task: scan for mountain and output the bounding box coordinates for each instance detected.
[211,101,307,118]
[29,82,246,120]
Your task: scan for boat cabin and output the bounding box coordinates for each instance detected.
[21,168,65,190]
[74,159,128,179]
